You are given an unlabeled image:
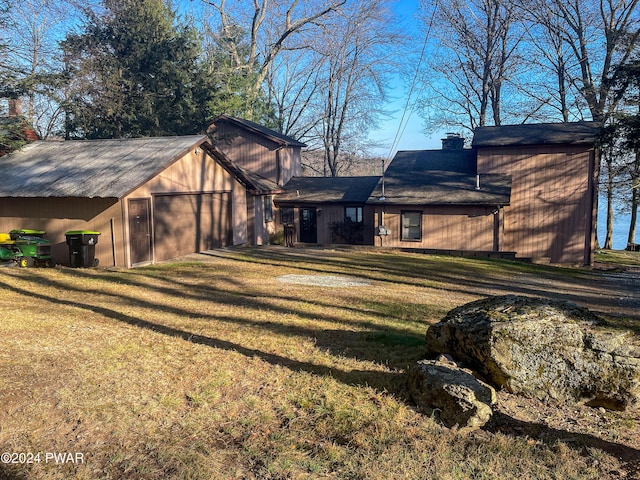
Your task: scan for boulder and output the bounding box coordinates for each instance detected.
[425,295,640,410]
[407,355,496,431]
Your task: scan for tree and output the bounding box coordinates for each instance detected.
[200,20,274,124]
[202,0,346,120]
[608,54,640,247]
[1,0,82,138]
[303,0,398,177]
[418,0,522,131]
[63,0,205,138]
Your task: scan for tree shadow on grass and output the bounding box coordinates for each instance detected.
[484,411,640,478]
[0,464,28,480]
[0,276,406,395]
[201,247,640,322]
[4,252,640,476]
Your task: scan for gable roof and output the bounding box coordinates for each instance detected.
[275,176,381,204]
[368,171,511,206]
[0,135,210,198]
[201,142,282,195]
[472,121,602,148]
[0,135,274,198]
[211,114,306,148]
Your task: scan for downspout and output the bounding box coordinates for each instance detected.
[493,206,501,252]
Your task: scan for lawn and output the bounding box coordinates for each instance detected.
[0,247,638,479]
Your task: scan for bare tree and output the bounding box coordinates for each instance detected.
[303,0,399,177]
[419,0,523,130]
[2,0,90,138]
[265,50,323,139]
[516,0,579,122]
[201,0,345,119]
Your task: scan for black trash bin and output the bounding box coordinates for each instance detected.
[65,230,100,267]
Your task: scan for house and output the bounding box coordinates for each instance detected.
[275,121,601,265]
[473,122,600,264]
[274,176,381,244]
[0,135,280,268]
[208,114,306,245]
[0,99,39,156]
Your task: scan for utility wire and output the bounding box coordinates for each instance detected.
[385,0,439,164]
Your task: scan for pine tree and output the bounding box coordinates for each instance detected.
[63,0,204,138]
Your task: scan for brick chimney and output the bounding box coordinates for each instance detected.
[8,98,23,117]
[442,132,464,150]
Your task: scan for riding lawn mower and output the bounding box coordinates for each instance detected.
[0,229,55,268]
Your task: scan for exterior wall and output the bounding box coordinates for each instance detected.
[0,198,124,267]
[372,205,499,251]
[250,195,278,245]
[284,204,375,245]
[212,122,302,186]
[477,145,596,264]
[233,182,248,246]
[125,148,241,266]
[279,147,302,184]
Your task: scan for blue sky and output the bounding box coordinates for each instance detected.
[368,0,446,158]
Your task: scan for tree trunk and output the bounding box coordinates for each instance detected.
[605,166,614,249]
[628,151,640,246]
[628,181,639,246]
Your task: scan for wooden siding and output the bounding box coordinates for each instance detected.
[373,205,498,251]
[213,122,301,186]
[477,145,595,264]
[128,148,234,197]
[0,198,124,267]
[299,204,375,245]
[125,148,244,264]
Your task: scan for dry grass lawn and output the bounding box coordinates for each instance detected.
[0,246,639,479]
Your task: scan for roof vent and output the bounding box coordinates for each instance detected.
[442,132,464,150]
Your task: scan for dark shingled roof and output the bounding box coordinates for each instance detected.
[275,176,381,204]
[386,149,477,175]
[211,114,307,148]
[472,121,602,148]
[368,171,511,206]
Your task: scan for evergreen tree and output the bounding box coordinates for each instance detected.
[63,0,204,138]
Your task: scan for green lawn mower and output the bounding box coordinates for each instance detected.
[0,229,56,268]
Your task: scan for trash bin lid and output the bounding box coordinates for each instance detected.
[64,230,101,235]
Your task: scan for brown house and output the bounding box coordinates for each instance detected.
[473,122,600,264]
[0,135,279,268]
[276,122,601,265]
[208,115,305,245]
[275,176,381,244]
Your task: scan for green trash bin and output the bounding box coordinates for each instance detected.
[65,231,101,267]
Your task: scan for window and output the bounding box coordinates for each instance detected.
[401,211,422,241]
[280,207,294,224]
[264,196,273,222]
[344,206,363,223]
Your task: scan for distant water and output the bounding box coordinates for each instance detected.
[597,194,635,250]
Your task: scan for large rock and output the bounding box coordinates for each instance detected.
[425,295,640,410]
[408,356,496,431]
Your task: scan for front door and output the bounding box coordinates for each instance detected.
[299,208,317,243]
[128,198,152,265]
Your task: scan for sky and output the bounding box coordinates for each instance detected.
[367,0,447,159]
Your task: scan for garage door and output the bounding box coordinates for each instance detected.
[153,193,232,261]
